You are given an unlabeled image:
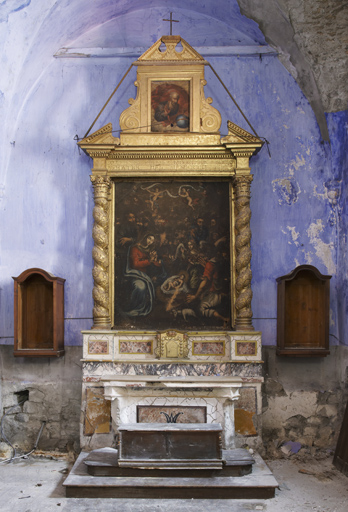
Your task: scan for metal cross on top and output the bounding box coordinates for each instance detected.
[163,12,179,36]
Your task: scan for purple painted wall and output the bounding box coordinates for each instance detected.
[0,1,347,346]
[328,111,348,347]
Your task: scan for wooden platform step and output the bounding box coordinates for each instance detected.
[64,450,279,499]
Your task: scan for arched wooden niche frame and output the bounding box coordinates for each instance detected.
[13,268,65,357]
[78,36,262,333]
[276,265,331,357]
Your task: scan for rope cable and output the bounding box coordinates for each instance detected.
[84,62,135,139]
[205,62,260,139]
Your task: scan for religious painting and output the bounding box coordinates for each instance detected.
[114,180,231,331]
[151,81,190,132]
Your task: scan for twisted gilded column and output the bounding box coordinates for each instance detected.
[91,175,111,329]
[233,174,254,331]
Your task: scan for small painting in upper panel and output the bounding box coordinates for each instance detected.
[151,81,190,132]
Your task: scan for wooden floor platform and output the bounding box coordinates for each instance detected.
[64,449,279,499]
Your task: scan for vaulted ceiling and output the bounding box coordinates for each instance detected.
[3,0,347,142]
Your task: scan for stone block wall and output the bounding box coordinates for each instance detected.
[261,346,348,458]
[0,346,82,459]
[1,344,347,460]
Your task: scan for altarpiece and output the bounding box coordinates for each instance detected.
[78,36,264,451]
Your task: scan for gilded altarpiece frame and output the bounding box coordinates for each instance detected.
[78,36,263,333]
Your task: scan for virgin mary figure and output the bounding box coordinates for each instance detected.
[122,234,166,317]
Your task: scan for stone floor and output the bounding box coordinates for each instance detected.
[0,453,347,511]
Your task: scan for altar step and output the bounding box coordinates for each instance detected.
[64,449,279,499]
[84,447,255,477]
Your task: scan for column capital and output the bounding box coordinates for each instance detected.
[233,174,253,187]
[90,174,111,189]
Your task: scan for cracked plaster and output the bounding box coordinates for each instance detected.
[307,219,336,274]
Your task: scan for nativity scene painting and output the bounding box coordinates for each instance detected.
[151,81,190,132]
[114,180,231,330]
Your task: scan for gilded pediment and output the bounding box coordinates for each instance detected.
[79,38,262,155]
[119,35,221,137]
[221,121,262,144]
[79,123,120,146]
[137,35,205,63]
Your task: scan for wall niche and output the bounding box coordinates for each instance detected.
[13,268,65,357]
[276,265,331,357]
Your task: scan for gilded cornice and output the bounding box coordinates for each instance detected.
[108,151,233,161]
[232,151,255,158]
[221,121,263,160]
[105,157,235,177]
[88,150,113,158]
[119,133,222,146]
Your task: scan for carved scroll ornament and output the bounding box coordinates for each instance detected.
[119,81,141,133]
[200,79,222,133]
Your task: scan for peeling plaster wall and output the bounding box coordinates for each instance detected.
[249,82,345,346]
[262,346,348,456]
[0,346,81,458]
[0,0,347,454]
[327,110,348,349]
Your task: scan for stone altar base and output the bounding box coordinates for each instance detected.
[117,423,224,469]
[64,448,278,499]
